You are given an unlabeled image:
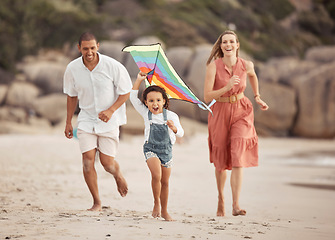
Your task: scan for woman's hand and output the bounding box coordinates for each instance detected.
[255,96,269,111]
[226,75,240,91]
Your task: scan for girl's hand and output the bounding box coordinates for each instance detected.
[226,75,240,91]
[167,120,177,133]
[137,71,147,82]
[255,96,269,111]
[133,71,148,90]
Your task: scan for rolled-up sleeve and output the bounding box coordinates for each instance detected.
[63,66,77,97]
[114,63,132,95]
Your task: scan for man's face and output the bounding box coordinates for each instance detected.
[78,40,99,64]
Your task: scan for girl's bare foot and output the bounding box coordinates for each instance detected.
[232,208,246,216]
[152,204,160,218]
[87,203,102,211]
[216,198,225,216]
[161,211,174,221]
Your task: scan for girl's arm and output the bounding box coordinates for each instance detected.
[203,61,240,103]
[132,71,147,90]
[246,61,269,111]
[167,112,184,138]
[130,72,149,116]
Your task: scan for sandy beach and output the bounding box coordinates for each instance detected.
[1,124,335,240]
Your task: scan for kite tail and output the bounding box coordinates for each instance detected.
[198,101,213,116]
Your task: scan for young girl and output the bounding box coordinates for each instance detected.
[130,72,184,221]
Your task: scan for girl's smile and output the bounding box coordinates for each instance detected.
[145,91,166,114]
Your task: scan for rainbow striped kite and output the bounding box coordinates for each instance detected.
[122,43,211,113]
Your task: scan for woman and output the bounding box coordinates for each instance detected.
[204,30,268,217]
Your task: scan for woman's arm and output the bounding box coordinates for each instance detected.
[204,61,240,103]
[246,61,269,111]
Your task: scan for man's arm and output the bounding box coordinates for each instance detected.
[98,93,130,123]
[64,95,78,138]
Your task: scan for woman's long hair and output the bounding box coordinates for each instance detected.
[206,30,239,65]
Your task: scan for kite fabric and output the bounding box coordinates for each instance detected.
[122,43,211,113]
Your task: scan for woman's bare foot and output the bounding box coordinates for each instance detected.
[152,204,160,218]
[216,198,225,216]
[161,211,174,221]
[87,203,102,211]
[115,175,128,197]
[232,208,246,216]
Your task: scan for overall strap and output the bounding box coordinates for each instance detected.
[148,110,152,121]
[163,108,167,121]
[148,109,167,121]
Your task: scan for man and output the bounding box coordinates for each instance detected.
[64,32,132,211]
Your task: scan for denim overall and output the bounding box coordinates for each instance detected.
[143,109,172,167]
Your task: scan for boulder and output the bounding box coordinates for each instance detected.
[99,41,125,63]
[258,57,301,83]
[292,62,335,138]
[186,44,213,122]
[0,68,14,84]
[280,60,317,86]
[17,60,68,94]
[254,82,297,136]
[0,85,8,105]
[305,46,335,63]
[32,93,67,125]
[166,46,194,79]
[0,106,27,123]
[5,82,40,109]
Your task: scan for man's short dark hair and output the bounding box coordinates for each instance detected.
[78,32,98,46]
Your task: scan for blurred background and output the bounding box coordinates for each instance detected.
[0,0,334,138]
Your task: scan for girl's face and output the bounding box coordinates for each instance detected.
[220,34,239,57]
[145,91,166,115]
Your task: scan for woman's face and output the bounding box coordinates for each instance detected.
[220,34,239,57]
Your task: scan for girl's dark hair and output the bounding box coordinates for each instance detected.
[142,85,169,109]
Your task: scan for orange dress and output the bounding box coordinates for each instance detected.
[208,58,258,171]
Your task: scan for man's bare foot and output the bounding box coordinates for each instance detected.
[216,199,225,216]
[115,175,128,197]
[232,208,246,216]
[87,203,102,211]
[152,204,160,218]
[161,211,174,221]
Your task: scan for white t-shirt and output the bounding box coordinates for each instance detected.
[130,90,184,144]
[63,53,132,133]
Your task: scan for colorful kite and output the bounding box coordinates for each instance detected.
[122,43,211,113]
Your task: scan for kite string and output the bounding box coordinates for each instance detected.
[151,44,160,76]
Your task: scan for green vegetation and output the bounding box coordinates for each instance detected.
[0,0,104,71]
[0,0,334,72]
